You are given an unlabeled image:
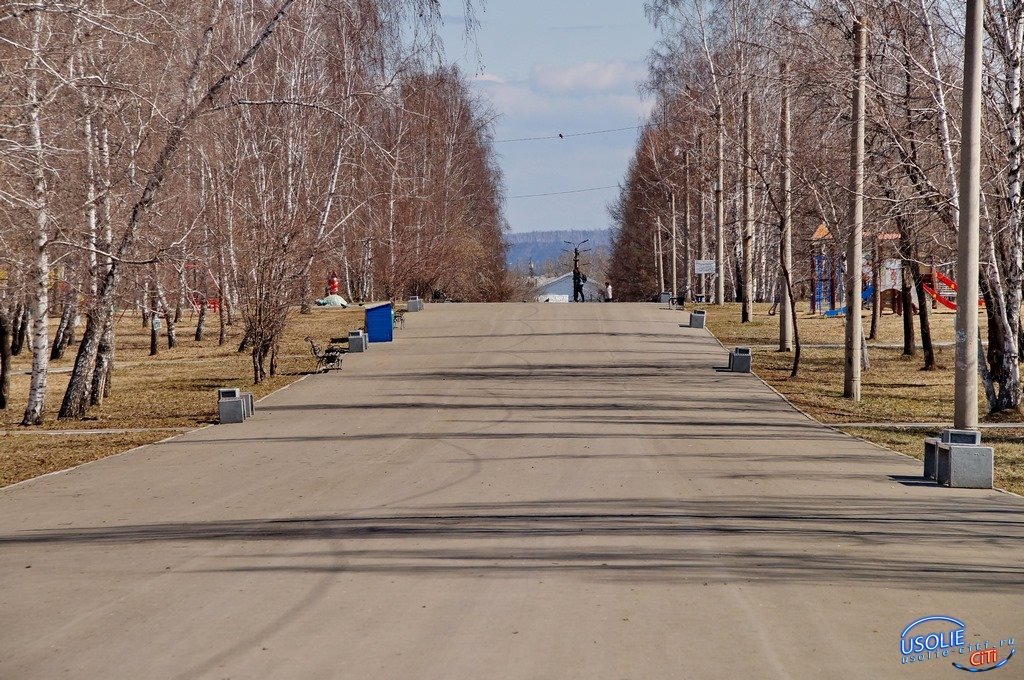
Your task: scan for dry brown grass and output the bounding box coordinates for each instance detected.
[0,432,167,488]
[1,306,368,486]
[704,303,1024,497]
[843,427,1024,497]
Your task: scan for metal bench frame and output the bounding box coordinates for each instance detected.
[305,336,345,373]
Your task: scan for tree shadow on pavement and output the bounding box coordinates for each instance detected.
[3,496,1021,593]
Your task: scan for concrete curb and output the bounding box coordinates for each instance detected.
[2,373,312,492]
[693,313,1022,499]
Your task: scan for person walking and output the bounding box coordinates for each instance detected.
[605,281,613,303]
[572,267,586,303]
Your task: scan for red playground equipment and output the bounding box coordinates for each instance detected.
[922,272,984,310]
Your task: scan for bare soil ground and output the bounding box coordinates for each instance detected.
[704,302,1024,496]
[2,307,367,486]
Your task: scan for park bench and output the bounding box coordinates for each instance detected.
[305,336,345,373]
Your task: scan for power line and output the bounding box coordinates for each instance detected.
[495,124,648,144]
[507,185,620,200]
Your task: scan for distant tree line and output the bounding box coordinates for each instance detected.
[0,0,510,425]
[610,0,1024,413]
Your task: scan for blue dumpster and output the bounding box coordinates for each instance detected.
[364,302,394,343]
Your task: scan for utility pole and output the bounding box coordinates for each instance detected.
[780,61,794,352]
[656,216,665,293]
[671,190,678,304]
[741,92,753,323]
[698,137,707,301]
[955,0,983,430]
[844,16,867,401]
[683,150,693,303]
[716,105,726,306]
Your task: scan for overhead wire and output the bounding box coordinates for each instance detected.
[495,123,649,144]
[497,121,646,200]
[507,185,620,200]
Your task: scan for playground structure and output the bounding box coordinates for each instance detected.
[822,284,875,318]
[922,271,984,310]
[811,251,974,317]
[184,262,221,315]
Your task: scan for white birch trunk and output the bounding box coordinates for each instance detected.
[22,11,51,426]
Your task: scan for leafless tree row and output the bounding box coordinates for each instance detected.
[611,0,1024,413]
[0,0,508,425]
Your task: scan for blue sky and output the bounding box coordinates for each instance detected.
[439,1,657,234]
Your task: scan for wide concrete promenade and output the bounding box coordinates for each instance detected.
[1,303,1021,679]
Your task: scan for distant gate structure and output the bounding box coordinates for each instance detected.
[533,272,604,303]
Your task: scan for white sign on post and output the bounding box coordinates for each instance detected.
[694,260,717,275]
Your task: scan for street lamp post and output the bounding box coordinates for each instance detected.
[955,0,983,431]
[922,0,994,489]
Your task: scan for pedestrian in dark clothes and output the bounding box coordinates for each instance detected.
[573,267,586,302]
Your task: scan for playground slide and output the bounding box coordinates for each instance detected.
[923,272,984,309]
[936,271,957,290]
[822,284,875,318]
[922,282,984,309]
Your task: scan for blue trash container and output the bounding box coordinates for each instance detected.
[364,302,394,343]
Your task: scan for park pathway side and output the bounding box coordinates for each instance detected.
[0,303,1021,679]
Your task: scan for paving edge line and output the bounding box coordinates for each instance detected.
[695,314,1023,500]
[2,373,313,493]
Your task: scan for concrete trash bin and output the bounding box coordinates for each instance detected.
[217,388,240,401]
[925,429,981,479]
[659,291,671,304]
[348,329,368,353]
[219,398,245,424]
[936,443,994,489]
[689,310,707,329]
[730,347,752,373]
[241,392,255,418]
[408,296,424,312]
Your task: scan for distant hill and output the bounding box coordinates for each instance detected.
[506,229,612,271]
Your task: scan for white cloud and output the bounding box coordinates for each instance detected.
[473,73,506,84]
[474,78,650,121]
[530,61,644,95]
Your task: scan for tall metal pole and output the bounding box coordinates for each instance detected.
[683,151,692,303]
[698,138,707,301]
[671,190,678,303]
[844,17,867,401]
[656,216,665,293]
[716,106,726,305]
[955,0,983,430]
[741,92,753,323]
[780,62,794,352]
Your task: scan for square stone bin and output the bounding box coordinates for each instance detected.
[219,398,245,424]
[348,330,368,353]
[936,443,994,489]
[659,291,672,304]
[730,347,752,373]
[925,429,982,479]
[241,392,255,418]
[408,297,424,312]
[217,388,240,401]
[689,310,707,329]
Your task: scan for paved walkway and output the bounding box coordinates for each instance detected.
[1,303,1021,679]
